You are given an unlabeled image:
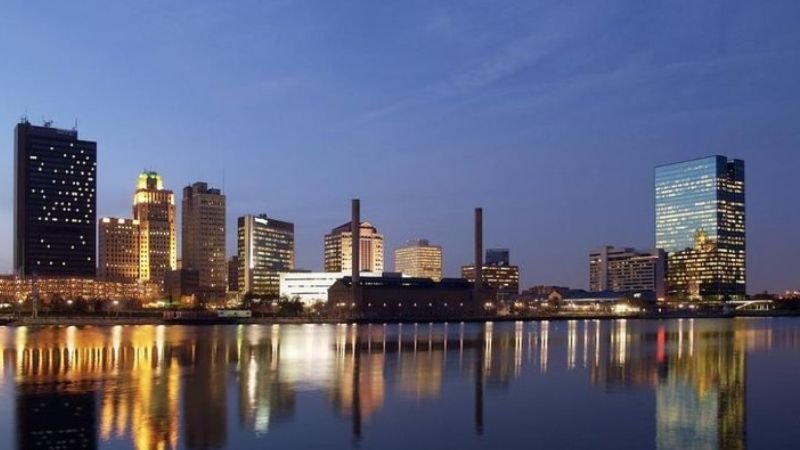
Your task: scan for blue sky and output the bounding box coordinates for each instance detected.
[1,0,799,291]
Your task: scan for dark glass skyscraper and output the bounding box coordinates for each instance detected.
[14,121,97,277]
[655,156,745,301]
[237,214,295,297]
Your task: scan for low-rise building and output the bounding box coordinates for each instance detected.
[280,271,389,306]
[327,275,485,319]
[0,275,162,304]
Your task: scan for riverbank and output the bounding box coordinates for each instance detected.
[2,309,799,327]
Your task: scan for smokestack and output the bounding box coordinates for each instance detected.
[352,199,361,284]
[474,207,483,295]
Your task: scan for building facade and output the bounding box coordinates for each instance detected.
[655,156,746,301]
[327,275,483,319]
[98,217,140,281]
[393,239,443,281]
[14,120,97,277]
[237,214,295,297]
[461,265,520,296]
[0,275,162,303]
[181,182,226,293]
[280,271,386,306]
[228,256,239,292]
[164,268,200,306]
[461,249,520,297]
[589,246,666,299]
[132,172,177,284]
[324,221,384,273]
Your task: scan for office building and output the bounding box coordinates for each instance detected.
[228,256,239,292]
[238,214,295,297]
[14,120,97,277]
[132,172,177,284]
[394,239,443,281]
[324,221,384,273]
[0,275,162,303]
[589,246,666,299]
[164,268,200,306]
[182,181,226,293]
[98,217,140,281]
[655,156,745,301]
[461,249,520,296]
[280,271,389,306]
[461,265,520,296]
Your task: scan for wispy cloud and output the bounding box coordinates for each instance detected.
[357,3,608,123]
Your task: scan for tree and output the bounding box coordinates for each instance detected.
[242,291,258,308]
[277,297,304,317]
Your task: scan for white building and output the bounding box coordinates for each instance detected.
[280,271,390,306]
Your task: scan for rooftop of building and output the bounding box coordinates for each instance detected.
[16,119,80,138]
[239,214,294,230]
[654,155,743,169]
[329,221,379,234]
[398,238,440,248]
[136,171,166,191]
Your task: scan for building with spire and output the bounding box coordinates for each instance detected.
[132,172,177,284]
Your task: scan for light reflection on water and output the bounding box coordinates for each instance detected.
[0,318,799,450]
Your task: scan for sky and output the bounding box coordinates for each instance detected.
[1,0,799,292]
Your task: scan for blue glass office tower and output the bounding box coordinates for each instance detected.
[655,156,745,301]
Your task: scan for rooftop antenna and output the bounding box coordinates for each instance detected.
[73,117,78,131]
[222,168,226,194]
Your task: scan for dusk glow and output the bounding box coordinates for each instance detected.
[2,1,799,291]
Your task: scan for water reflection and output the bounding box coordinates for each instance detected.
[0,318,798,449]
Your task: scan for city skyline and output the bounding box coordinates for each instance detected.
[1,1,799,292]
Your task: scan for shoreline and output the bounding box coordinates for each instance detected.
[3,310,799,327]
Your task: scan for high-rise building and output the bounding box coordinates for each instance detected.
[14,120,97,277]
[228,256,239,292]
[485,248,509,266]
[324,221,384,273]
[98,217,140,281]
[655,156,745,301]
[589,246,666,299]
[132,172,177,284]
[182,182,226,293]
[238,214,295,297]
[394,239,442,281]
[461,249,519,296]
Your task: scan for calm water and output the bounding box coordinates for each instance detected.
[0,318,799,450]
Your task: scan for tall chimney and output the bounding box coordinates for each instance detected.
[351,199,361,284]
[474,207,483,296]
